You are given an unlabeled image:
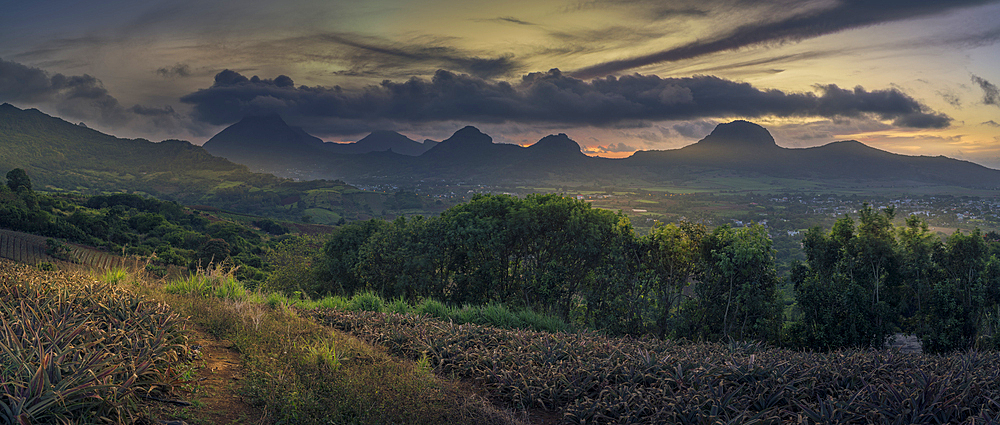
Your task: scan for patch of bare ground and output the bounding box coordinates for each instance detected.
[138,323,265,425]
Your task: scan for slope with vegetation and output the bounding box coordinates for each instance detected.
[0,103,378,223]
[0,168,325,286]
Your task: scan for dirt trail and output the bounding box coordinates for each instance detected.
[141,324,266,425]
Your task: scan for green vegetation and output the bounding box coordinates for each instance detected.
[316,193,782,343]
[0,261,185,424]
[316,194,1000,353]
[310,308,1000,424]
[0,169,334,285]
[154,265,524,425]
[788,205,1000,352]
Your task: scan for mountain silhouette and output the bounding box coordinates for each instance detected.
[0,103,353,206]
[197,116,1000,189]
[348,130,433,156]
[203,115,435,172]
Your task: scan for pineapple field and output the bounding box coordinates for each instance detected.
[0,260,186,424]
[307,308,1000,424]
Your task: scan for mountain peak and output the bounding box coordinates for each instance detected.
[203,113,324,157]
[528,133,582,154]
[236,113,288,127]
[449,126,492,144]
[351,130,429,155]
[700,120,777,149]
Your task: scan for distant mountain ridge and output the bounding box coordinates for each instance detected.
[5,101,996,194]
[200,116,1000,190]
[203,114,437,161]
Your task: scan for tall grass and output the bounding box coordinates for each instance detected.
[160,286,525,425]
[164,265,247,300]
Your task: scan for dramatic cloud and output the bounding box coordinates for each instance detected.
[180,68,951,135]
[572,0,999,78]
[972,74,1000,107]
[0,58,186,133]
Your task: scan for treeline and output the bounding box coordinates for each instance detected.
[313,193,783,343]
[314,194,1000,352]
[0,169,292,284]
[788,205,1000,353]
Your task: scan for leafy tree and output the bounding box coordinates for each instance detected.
[314,219,389,296]
[265,236,317,295]
[6,168,31,193]
[679,224,780,342]
[644,221,705,338]
[195,238,231,268]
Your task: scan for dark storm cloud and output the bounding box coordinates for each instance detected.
[156,63,192,78]
[180,68,951,135]
[572,0,1000,78]
[130,105,176,116]
[0,58,183,131]
[983,120,1000,127]
[971,75,1000,107]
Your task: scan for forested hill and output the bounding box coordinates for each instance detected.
[0,103,362,220]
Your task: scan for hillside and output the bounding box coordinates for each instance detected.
[0,104,379,222]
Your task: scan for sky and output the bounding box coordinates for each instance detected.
[1,0,999,165]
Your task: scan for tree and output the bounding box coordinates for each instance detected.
[314,219,389,296]
[195,238,231,268]
[681,224,780,342]
[644,221,705,338]
[6,168,32,193]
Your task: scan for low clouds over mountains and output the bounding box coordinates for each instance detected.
[180,68,950,136]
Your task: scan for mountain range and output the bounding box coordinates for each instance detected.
[201,115,1000,190]
[0,103,366,222]
[2,102,998,199]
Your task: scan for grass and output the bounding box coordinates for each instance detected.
[3,257,528,424]
[256,291,572,334]
[158,274,525,425]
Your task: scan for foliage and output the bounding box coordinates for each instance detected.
[0,171,319,287]
[309,307,1000,425]
[0,261,185,424]
[5,168,31,193]
[679,224,782,342]
[159,279,524,425]
[318,194,782,342]
[790,204,1000,352]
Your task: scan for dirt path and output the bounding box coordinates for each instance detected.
[140,324,266,425]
